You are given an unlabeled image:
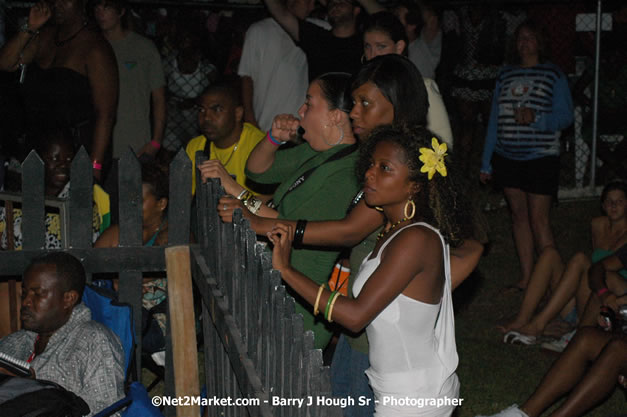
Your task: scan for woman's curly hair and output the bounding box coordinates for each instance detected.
[356,124,473,247]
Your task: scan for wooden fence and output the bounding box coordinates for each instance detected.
[190,162,341,417]
[0,147,339,417]
[0,147,190,416]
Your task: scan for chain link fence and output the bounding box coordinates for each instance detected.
[0,0,624,197]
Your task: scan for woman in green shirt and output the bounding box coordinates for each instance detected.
[220,72,360,349]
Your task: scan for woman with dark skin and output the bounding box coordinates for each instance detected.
[268,125,470,416]
[219,56,482,417]
[220,55,482,290]
[0,0,118,181]
[95,162,169,352]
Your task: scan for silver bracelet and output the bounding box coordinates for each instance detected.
[236,189,248,200]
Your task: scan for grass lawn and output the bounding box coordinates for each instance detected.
[143,189,626,416]
[454,192,625,416]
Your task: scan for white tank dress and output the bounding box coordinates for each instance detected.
[352,222,460,417]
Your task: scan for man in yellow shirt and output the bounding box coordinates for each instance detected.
[186,81,265,196]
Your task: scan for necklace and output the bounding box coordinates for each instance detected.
[145,218,167,247]
[376,217,409,242]
[55,22,87,47]
[212,140,239,167]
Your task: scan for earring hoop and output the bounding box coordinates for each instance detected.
[375,206,383,212]
[322,124,344,147]
[404,199,416,220]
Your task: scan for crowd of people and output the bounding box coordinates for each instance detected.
[0,0,625,416]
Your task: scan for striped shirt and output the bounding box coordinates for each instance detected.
[481,63,573,173]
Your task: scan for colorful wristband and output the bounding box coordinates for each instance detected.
[92,161,103,170]
[150,140,161,150]
[597,287,609,297]
[266,131,286,146]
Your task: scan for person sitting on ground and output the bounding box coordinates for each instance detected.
[477,325,626,417]
[95,161,169,354]
[0,127,109,250]
[0,252,125,417]
[581,240,627,329]
[500,180,627,346]
[185,79,266,197]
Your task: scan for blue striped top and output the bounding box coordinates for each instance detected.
[481,63,574,174]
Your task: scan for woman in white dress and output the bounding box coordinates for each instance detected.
[268,124,473,416]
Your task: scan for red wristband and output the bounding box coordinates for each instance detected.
[150,140,161,150]
[92,161,103,171]
[597,287,609,297]
[266,131,286,146]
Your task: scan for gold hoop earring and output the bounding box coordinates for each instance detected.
[375,206,383,212]
[404,199,415,220]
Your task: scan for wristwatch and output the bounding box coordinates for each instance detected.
[20,22,39,36]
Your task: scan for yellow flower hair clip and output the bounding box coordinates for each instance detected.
[419,137,448,180]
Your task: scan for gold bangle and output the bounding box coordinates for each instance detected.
[313,284,325,316]
[327,292,342,323]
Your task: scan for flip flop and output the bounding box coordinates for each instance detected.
[503,331,537,345]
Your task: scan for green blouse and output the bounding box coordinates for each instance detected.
[246,142,360,349]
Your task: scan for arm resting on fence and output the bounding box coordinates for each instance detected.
[246,198,384,246]
[270,223,441,333]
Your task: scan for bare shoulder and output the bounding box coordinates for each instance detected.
[590,216,607,234]
[81,29,116,61]
[94,225,120,248]
[385,224,442,257]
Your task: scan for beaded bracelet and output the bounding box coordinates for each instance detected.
[324,290,338,320]
[92,161,103,170]
[327,292,342,323]
[150,140,161,150]
[313,284,325,316]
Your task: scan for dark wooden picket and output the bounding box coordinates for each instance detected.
[0,146,339,417]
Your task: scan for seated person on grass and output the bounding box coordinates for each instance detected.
[582,241,627,329]
[0,252,125,417]
[501,181,627,346]
[477,326,626,417]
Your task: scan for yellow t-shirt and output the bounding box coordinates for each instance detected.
[186,122,265,195]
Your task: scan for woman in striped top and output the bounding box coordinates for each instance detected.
[480,19,573,291]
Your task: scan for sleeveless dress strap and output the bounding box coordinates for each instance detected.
[377,221,459,377]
